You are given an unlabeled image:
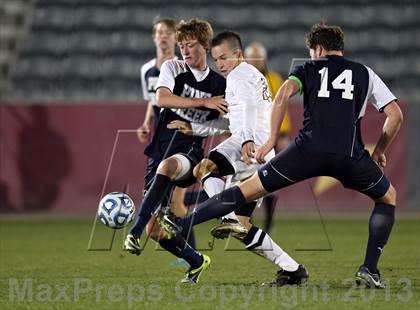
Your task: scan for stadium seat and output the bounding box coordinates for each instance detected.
[5,0,420,102]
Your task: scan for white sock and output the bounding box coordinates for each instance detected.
[203,176,239,222]
[203,176,225,198]
[222,211,239,221]
[244,226,299,271]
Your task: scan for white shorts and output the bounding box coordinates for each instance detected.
[209,135,275,181]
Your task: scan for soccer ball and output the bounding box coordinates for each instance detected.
[97,192,135,229]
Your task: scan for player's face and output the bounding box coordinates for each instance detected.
[178,38,208,70]
[153,23,176,51]
[211,41,241,78]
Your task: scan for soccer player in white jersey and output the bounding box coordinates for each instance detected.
[168,31,308,286]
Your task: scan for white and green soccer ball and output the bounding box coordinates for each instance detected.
[97,192,135,229]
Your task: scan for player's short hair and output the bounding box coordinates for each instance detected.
[211,31,243,52]
[176,18,213,47]
[152,17,177,36]
[306,23,344,52]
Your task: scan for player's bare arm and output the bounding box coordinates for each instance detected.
[137,101,155,143]
[256,79,299,163]
[156,87,227,114]
[372,101,403,167]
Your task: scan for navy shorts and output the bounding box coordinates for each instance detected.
[258,142,390,200]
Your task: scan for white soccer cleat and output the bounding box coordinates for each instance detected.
[210,218,248,240]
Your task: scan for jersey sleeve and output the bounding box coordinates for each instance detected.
[234,78,258,143]
[156,60,176,92]
[140,64,149,101]
[191,117,230,137]
[365,66,397,112]
[288,64,305,95]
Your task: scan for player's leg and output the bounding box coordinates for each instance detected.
[145,214,205,270]
[128,154,187,239]
[262,194,276,233]
[210,201,307,286]
[169,187,196,249]
[194,155,242,223]
[356,182,396,288]
[161,142,311,233]
[193,157,224,196]
[336,151,396,288]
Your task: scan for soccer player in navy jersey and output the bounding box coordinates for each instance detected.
[125,18,227,283]
[159,23,403,288]
[138,18,193,249]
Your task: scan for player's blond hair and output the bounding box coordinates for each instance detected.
[152,17,177,37]
[175,18,213,48]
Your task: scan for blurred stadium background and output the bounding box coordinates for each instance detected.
[1,0,419,214]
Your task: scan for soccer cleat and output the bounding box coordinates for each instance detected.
[355,266,385,289]
[155,208,183,239]
[181,254,211,284]
[124,233,142,256]
[262,265,309,287]
[210,218,248,240]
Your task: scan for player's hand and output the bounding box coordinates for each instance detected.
[202,96,228,115]
[137,124,150,143]
[167,120,192,135]
[372,151,387,167]
[242,141,256,165]
[255,140,275,164]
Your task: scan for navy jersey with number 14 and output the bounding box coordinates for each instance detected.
[289,55,396,159]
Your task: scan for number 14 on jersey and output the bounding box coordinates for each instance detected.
[318,67,354,100]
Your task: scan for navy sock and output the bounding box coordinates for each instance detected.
[179,186,246,230]
[263,195,275,233]
[159,236,203,269]
[130,174,172,237]
[183,227,196,249]
[363,203,395,273]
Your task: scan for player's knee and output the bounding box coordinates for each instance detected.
[193,159,217,181]
[375,184,397,205]
[157,158,179,179]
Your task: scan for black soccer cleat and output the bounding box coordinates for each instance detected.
[355,266,385,289]
[262,265,309,287]
[124,233,142,256]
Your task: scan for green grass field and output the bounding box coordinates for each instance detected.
[1,215,419,309]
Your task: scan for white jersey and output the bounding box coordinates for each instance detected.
[191,62,273,146]
[225,62,272,145]
[191,62,274,178]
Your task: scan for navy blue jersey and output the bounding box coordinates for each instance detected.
[289,55,396,158]
[140,58,165,128]
[144,59,226,160]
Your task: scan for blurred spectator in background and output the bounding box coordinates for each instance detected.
[245,42,292,232]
